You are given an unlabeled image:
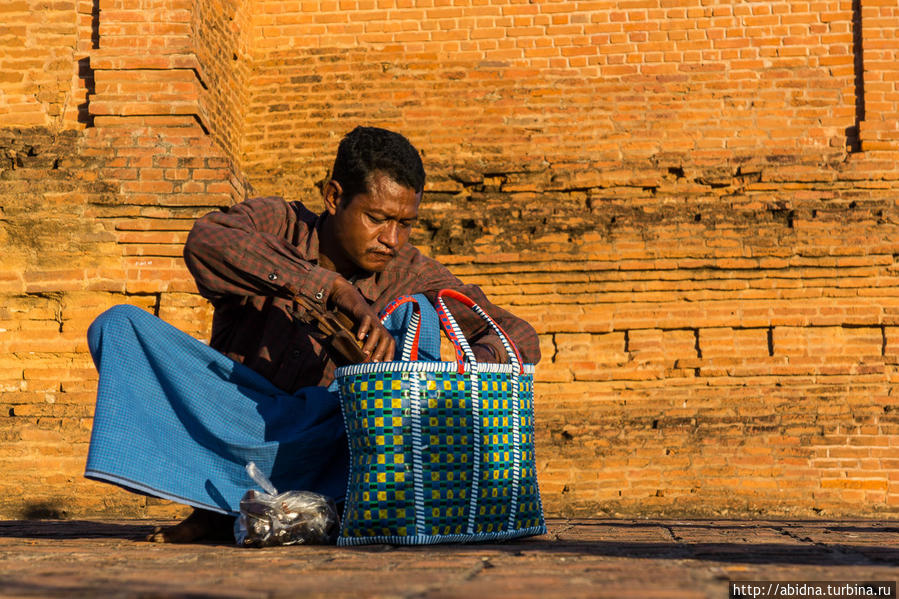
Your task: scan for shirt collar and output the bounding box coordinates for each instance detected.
[308,212,324,260]
[353,270,379,302]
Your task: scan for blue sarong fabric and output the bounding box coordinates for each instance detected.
[84,297,436,515]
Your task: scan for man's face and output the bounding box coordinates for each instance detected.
[327,171,421,273]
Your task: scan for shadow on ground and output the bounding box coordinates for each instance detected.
[0,520,156,540]
[1,519,896,567]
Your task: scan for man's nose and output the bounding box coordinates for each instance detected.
[379,222,399,248]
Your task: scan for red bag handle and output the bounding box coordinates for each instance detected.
[435,289,523,374]
[379,295,421,361]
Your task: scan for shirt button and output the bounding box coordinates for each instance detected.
[314,289,324,301]
[291,349,302,359]
[268,272,279,281]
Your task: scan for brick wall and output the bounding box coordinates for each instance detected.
[1,0,243,519]
[190,0,253,164]
[1,0,898,520]
[0,0,91,127]
[241,0,859,198]
[860,1,899,150]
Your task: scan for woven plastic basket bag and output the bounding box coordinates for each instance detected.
[335,289,545,545]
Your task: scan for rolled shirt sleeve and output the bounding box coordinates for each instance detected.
[183,196,340,309]
[408,260,542,366]
[442,284,542,366]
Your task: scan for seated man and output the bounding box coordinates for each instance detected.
[84,126,541,543]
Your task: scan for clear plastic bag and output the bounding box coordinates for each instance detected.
[234,462,340,547]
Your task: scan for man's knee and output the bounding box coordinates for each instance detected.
[90,304,151,333]
[87,304,153,357]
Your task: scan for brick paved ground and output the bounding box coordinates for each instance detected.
[0,519,896,598]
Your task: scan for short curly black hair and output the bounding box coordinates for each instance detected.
[330,126,426,202]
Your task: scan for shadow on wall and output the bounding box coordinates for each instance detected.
[847,0,865,152]
[19,502,69,520]
[77,57,95,126]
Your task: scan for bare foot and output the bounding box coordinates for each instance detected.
[147,508,235,543]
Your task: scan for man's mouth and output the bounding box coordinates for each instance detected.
[368,250,395,260]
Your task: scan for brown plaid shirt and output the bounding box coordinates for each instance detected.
[183,196,541,392]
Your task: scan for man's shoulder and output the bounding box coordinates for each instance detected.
[393,243,432,267]
[390,244,456,281]
[241,196,318,224]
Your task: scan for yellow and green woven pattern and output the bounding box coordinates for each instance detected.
[340,370,414,538]
[473,371,516,534]
[513,373,543,530]
[419,372,474,536]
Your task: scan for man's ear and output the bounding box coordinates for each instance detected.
[322,180,344,215]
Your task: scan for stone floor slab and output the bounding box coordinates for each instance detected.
[0,519,896,598]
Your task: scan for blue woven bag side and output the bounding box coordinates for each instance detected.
[336,291,545,545]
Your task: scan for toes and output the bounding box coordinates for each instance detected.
[146,529,166,543]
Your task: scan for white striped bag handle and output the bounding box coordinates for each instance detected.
[379,295,422,361]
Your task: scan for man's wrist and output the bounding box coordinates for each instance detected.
[292,266,341,308]
[326,276,355,309]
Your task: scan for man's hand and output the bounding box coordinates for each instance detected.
[471,341,514,364]
[328,278,395,363]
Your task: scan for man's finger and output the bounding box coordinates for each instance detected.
[360,320,382,357]
[355,315,371,342]
[373,335,395,363]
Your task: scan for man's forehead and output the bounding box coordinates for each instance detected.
[366,170,416,195]
[360,172,420,214]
